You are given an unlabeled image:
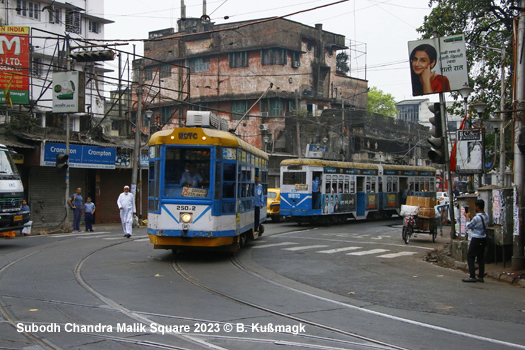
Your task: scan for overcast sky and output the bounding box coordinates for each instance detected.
[101,0,437,103]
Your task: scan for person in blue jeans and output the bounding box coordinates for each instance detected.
[83,196,96,232]
[67,187,83,232]
[462,199,489,283]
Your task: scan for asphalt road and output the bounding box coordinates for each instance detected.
[0,220,523,350]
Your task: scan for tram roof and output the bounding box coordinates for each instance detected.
[280,159,436,173]
[280,159,379,169]
[149,127,269,160]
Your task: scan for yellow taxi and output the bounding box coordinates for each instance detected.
[267,188,284,222]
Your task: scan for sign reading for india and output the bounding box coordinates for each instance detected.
[0,26,29,105]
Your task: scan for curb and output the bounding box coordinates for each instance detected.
[447,256,525,287]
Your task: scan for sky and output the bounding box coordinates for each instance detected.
[100,0,435,103]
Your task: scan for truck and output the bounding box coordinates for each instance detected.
[0,144,30,238]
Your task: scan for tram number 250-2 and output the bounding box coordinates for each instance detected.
[176,205,196,211]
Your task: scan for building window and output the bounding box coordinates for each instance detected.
[32,57,42,76]
[89,20,100,33]
[261,98,284,117]
[261,48,287,66]
[49,7,61,24]
[161,106,172,123]
[229,52,248,68]
[17,0,40,20]
[190,57,210,73]
[65,10,81,34]
[231,101,248,120]
[160,64,171,78]
[145,68,153,81]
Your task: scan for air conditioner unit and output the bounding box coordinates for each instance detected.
[259,124,269,131]
[261,112,269,117]
[292,60,300,68]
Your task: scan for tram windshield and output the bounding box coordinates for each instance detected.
[164,147,211,198]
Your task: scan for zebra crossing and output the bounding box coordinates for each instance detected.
[254,241,419,259]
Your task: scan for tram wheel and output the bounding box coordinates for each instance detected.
[239,234,247,247]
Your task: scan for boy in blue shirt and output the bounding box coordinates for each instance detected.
[83,197,96,232]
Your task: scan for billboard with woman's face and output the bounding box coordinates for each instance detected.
[408,35,469,96]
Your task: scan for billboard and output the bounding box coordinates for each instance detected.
[455,130,483,174]
[52,71,86,113]
[408,35,469,96]
[0,26,30,105]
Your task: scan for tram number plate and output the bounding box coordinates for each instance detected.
[14,215,22,221]
[176,206,196,211]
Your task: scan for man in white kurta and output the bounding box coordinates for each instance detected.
[117,186,136,238]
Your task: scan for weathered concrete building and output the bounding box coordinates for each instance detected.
[135,15,367,186]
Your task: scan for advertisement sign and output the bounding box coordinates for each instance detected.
[0,26,30,105]
[52,71,85,113]
[408,34,469,96]
[455,130,483,174]
[42,142,116,169]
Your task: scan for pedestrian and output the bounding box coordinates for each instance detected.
[117,185,136,238]
[462,199,489,283]
[253,175,264,234]
[83,196,96,232]
[20,200,32,236]
[67,187,83,232]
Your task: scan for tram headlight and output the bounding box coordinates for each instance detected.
[181,213,192,223]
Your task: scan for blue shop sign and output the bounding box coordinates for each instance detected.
[43,142,116,169]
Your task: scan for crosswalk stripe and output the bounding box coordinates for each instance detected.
[317,247,362,253]
[134,238,150,242]
[252,242,298,249]
[377,251,418,258]
[347,249,390,256]
[284,245,329,251]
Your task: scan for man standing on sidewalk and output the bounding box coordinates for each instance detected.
[462,199,489,283]
[117,186,136,238]
[68,187,83,233]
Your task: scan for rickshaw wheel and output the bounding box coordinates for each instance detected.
[402,225,412,244]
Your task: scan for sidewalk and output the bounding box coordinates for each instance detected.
[425,239,525,287]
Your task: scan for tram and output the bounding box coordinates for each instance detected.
[279,159,436,224]
[147,111,269,252]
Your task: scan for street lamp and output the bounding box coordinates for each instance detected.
[458,84,474,115]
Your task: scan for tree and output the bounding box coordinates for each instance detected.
[336,51,350,76]
[417,0,518,167]
[367,87,397,118]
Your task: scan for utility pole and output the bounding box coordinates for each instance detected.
[512,1,525,270]
[65,35,71,231]
[131,60,143,199]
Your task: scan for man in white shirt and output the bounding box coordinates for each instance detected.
[117,185,136,238]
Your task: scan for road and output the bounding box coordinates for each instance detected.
[0,219,523,350]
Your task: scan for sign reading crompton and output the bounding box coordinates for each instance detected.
[42,142,116,169]
[0,26,30,105]
[408,34,469,96]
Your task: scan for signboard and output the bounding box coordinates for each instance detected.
[42,142,116,169]
[52,71,85,113]
[0,26,30,105]
[455,130,483,174]
[305,144,328,158]
[408,34,469,96]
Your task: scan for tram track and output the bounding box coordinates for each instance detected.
[171,254,408,350]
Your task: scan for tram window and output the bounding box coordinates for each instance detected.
[223,183,235,199]
[283,171,306,185]
[357,177,364,192]
[350,180,355,193]
[393,179,398,192]
[424,178,429,191]
[429,179,435,192]
[344,177,349,193]
[164,147,211,189]
[214,162,222,199]
[223,163,236,181]
[387,177,392,192]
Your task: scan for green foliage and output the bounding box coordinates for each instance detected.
[417,0,516,115]
[367,87,397,118]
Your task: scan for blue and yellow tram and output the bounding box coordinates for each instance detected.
[279,159,436,224]
[147,113,268,251]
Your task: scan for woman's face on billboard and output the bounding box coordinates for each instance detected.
[411,50,435,75]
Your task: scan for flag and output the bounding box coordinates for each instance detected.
[4,73,14,108]
[450,114,468,171]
